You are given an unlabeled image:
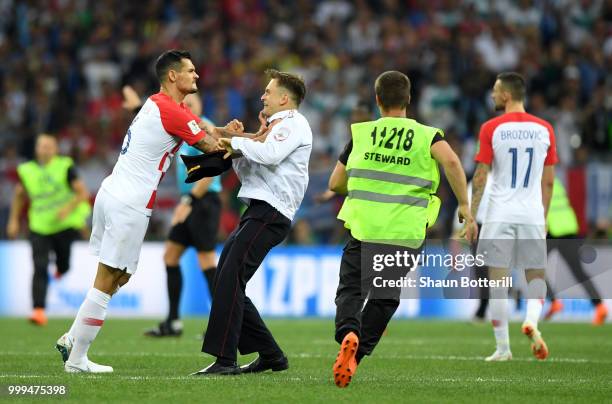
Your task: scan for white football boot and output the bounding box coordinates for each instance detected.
[485,349,513,362]
[55,333,74,363]
[64,359,113,373]
[57,333,113,373]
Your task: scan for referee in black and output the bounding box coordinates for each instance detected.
[192,70,312,375]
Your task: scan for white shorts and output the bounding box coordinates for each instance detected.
[477,222,547,270]
[89,188,150,274]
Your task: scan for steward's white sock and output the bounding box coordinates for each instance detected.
[67,288,110,364]
[490,286,510,352]
[525,278,547,326]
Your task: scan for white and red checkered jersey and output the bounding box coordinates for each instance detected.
[101,92,205,215]
[475,111,557,225]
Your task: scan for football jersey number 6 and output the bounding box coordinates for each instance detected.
[120,129,132,155]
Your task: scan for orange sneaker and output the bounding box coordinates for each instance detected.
[593,303,608,326]
[29,308,48,326]
[544,300,563,320]
[521,322,548,360]
[333,332,359,388]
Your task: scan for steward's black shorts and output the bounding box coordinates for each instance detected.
[168,192,221,251]
[30,228,80,274]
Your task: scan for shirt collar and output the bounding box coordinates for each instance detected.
[267,109,296,123]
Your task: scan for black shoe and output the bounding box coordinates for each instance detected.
[144,320,183,337]
[473,311,486,322]
[240,355,289,374]
[191,361,241,376]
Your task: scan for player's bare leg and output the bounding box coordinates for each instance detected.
[485,267,512,361]
[522,269,548,360]
[56,263,130,373]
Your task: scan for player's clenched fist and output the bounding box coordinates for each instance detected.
[225,119,244,133]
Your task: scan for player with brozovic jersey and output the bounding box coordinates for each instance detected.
[472,72,557,362]
[475,113,556,226]
[55,50,220,373]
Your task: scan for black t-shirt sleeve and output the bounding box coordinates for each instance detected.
[431,132,444,145]
[338,139,353,165]
[67,165,78,184]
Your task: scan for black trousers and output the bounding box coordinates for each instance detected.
[202,200,291,362]
[473,224,490,318]
[334,235,418,358]
[30,228,79,308]
[546,236,602,305]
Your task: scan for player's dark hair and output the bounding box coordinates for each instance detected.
[497,72,526,102]
[155,50,192,83]
[37,133,58,141]
[375,71,411,110]
[265,69,306,106]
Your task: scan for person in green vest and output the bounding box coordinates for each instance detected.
[327,71,477,388]
[6,133,91,326]
[544,177,608,325]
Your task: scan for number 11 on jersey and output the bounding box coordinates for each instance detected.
[508,147,533,188]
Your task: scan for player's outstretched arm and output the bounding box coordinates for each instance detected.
[122,85,143,111]
[6,183,26,239]
[199,119,257,140]
[431,141,478,242]
[329,161,348,195]
[431,141,469,207]
[192,135,221,153]
[541,165,555,217]
[314,189,337,203]
[191,177,214,198]
[57,177,90,220]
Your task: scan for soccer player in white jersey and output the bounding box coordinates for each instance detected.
[471,72,557,362]
[54,50,221,373]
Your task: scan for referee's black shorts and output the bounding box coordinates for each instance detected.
[168,192,221,252]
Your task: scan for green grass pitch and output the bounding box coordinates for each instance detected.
[0,318,611,403]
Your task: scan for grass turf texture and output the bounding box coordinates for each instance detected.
[0,319,610,403]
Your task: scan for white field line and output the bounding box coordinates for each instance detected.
[0,374,601,384]
[294,352,608,364]
[1,351,610,364]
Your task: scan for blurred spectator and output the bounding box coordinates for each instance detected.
[502,0,541,29]
[0,144,24,239]
[553,95,581,167]
[474,19,521,72]
[288,219,317,245]
[418,65,461,133]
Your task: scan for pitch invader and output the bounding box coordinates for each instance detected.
[54,50,223,373]
[472,72,557,361]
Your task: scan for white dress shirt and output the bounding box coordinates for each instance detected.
[230,109,312,220]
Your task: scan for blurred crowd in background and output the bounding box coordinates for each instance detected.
[0,0,610,243]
